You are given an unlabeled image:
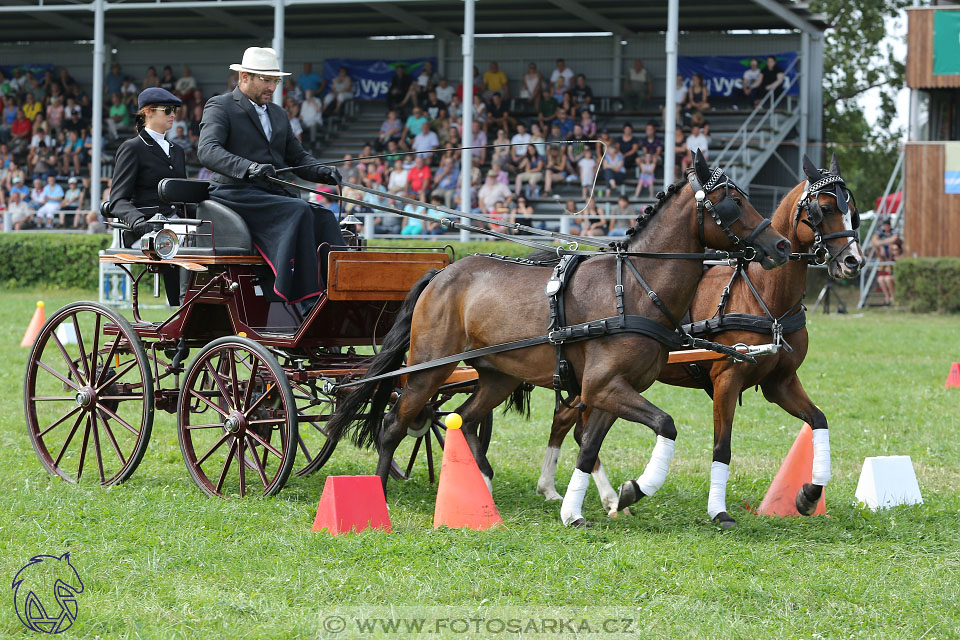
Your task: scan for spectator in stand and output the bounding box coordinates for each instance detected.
[490,128,511,169]
[432,156,460,208]
[550,59,575,88]
[105,63,124,96]
[601,146,626,197]
[487,92,512,135]
[635,153,657,199]
[513,195,537,229]
[58,67,76,91]
[537,91,559,132]
[387,158,408,196]
[339,154,359,184]
[423,89,447,122]
[543,144,571,196]
[555,108,575,138]
[684,73,711,114]
[10,109,32,153]
[7,190,34,230]
[577,145,597,200]
[489,160,509,186]
[159,66,176,92]
[482,61,509,101]
[567,123,588,167]
[509,122,532,166]
[384,139,402,165]
[578,110,596,138]
[409,60,439,107]
[171,125,193,156]
[741,58,762,109]
[324,66,353,116]
[106,92,129,139]
[623,59,652,111]
[46,96,65,132]
[470,120,488,164]
[59,176,84,228]
[666,74,686,126]
[299,89,323,140]
[400,106,428,151]
[175,67,198,94]
[169,106,189,139]
[387,66,411,112]
[61,130,84,175]
[551,76,567,102]
[675,126,690,173]
[876,240,902,305]
[141,66,160,90]
[297,62,324,94]
[283,78,304,106]
[411,121,439,161]
[521,62,545,110]
[640,121,663,167]
[23,93,42,122]
[609,195,636,236]
[871,218,900,260]
[514,143,545,198]
[571,74,594,114]
[1,96,18,140]
[187,104,204,148]
[529,122,546,156]
[406,154,432,200]
[63,110,83,136]
[686,123,709,161]
[618,123,639,175]
[759,55,785,105]
[477,170,512,215]
[435,77,455,105]
[375,109,402,152]
[36,174,64,228]
[596,128,614,162]
[574,199,607,236]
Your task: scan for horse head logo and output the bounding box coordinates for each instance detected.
[12,553,84,634]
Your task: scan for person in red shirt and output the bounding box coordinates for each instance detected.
[10,109,32,153]
[406,155,432,201]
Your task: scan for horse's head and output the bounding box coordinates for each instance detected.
[690,151,791,270]
[797,153,866,279]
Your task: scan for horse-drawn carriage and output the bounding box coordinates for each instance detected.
[23,178,486,497]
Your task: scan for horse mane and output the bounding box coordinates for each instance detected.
[624,172,691,239]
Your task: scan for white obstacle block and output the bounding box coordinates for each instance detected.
[55,323,78,345]
[855,455,923,511]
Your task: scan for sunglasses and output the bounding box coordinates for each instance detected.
[151,106,177,115]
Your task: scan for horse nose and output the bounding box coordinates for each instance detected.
[844,254,862,270]
[776,238,791,258]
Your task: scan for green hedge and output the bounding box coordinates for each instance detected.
[0,233,112,289]
[896,258,960,313]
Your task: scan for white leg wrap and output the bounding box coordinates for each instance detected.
[635,436,675,497]
[707,461,730,520]
[536,446,562,500]
[592,463,619,515]
[560,468,591,526]
[812,428,831,485]
[482,473,493,497]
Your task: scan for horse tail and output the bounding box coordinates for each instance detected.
[503,382,533,418]
[326,269,440,450]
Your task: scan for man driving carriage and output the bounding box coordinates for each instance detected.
[197,46,343,307]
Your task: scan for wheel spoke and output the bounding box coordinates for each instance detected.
[196,432,230,466]
[96,403,140,437]
[51,330,84,387]
[36,360,80,392]
[97,409,127,466]
[97,394,144,402]
[89,313,101,379]
[243,382,275,418]
[241,358,259,411]
[237,433,246,497]
[31,396,78,402]
[53,412,86,467]
[297,432,314,463]
[91,414,106,484]
[95,358,139,394]
[75,414,92,482]
[247,417,285,426]
[183,422,225,430]
[72,314,91,382]
[247,435,270,487]
[94,337,122,387]
[215,439,237,494]
[229,352,241,411]
[38,405,83,438]
[204,359,236,412]
[246,429,283,459]
[188,387,230,418]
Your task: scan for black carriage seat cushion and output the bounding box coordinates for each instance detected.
[157,178,210,204]
[156,179,254,256]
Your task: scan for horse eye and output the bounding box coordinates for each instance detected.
[732,197,742,206]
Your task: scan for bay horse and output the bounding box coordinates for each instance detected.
[535,153,865,527]
[324,152,792,527]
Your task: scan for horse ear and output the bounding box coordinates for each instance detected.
[59,552,71,561]
[694,150,711,185]
[802,154,820,182]
[830,152,841,177]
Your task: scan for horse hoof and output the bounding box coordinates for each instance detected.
[712,512,737,529]
[795,483,822,516]
[616,480,645,512]
[569,518,593,528]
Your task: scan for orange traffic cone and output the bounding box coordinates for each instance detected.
[756,423,826,517]
[433,414,502,530]
[20,301,45,347]
[945,363,960,389]
[312,475,391,535]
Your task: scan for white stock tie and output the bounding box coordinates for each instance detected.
[255,103,272,139]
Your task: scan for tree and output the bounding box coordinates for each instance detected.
[812,0,912,205]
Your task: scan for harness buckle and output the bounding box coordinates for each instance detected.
[742,246,757,262]
[548,329,566,345]
[615,284,624,296]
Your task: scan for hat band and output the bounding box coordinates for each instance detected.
[240,66,282,73]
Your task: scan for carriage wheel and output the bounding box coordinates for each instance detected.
[23,302,154,486]
[390,385,493,482]
[177,336,297,498]
[292,377,339,477]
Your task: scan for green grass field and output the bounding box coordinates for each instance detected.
[2,288,959,639]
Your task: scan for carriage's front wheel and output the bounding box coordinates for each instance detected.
[178,337,297,497]
[23,302,154,486]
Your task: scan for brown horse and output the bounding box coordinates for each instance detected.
[535,153,865,527]
[325,152,792,527]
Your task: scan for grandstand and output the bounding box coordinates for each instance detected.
[0,0,830,237]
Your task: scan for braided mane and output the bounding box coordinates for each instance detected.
[624,171,691,238]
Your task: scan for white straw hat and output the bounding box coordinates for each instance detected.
[229,47,291,76]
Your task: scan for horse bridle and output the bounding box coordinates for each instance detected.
[689,166,768,256]
[794,172,861,266]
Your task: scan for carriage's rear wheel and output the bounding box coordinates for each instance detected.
[177,337,297,497]
[23,302,154,486]
[292,377,338,477]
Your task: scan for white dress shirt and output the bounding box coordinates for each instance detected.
[249,99,272,139]
[144,126,170,156]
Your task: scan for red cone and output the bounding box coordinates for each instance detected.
[312,475,391,535]
[433,425,502,530]
[756,423,826,517]
[945,363,960,389]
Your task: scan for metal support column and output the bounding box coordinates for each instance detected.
[611,36,622,98]
[799,31,810,172]
[91,0,105,216]
[908,89,920,141]
[458,0,475,242]
[662,0,679,187]
[438,38,446,78]
[808,33,825,166]
[272,0,285,106]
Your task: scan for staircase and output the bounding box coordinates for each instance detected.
[857,150,905,308]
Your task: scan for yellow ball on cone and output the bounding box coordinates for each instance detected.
[444,413,463,430]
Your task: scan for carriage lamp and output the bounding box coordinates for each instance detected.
[139,228,180,261]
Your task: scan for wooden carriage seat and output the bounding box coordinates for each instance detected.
[157,178,254,257]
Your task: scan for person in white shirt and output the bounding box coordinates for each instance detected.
[477,171,513,215]
[435,77,455,104]
[550,58,575,87]
[685,124,709,162]
[510,122,532,166]
[387,158,409,195]
[299,89,323,142]
[169,107,188,139]
[741,57,763,108]
[411,122,439,160]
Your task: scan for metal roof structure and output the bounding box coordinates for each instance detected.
[0,0,828,43]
